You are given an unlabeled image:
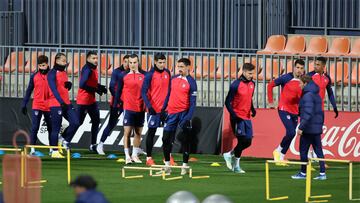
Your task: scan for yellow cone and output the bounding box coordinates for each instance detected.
[211,162,221,167]
[116,158,125,163]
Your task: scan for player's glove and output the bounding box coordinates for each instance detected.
[334,107,339,118]
[160,109,167,122]
[251,108,257,117]
[97,84,108,95]
[148,107,157,115]
[64,81,72,90]
[21,106,27,115]
[60,103,68,112]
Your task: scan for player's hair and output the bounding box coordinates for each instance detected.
[177,58,191,66]
[154,53,166,61]
[300,75,312,84]
[242,63,255,71]
[86,51,97,59]
[37,55,48,64]
[55,53,66,61]
[123,54,130,61]
[294,59,305,66]
[315,57,327,65]
[129,54,139,61]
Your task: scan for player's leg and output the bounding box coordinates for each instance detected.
[123,126,133,164]
[131,112,145,163]
[223,117,237,170]
[232,120,253,173]
[43,111,52,142]
[30,110,43,154]
[161,113,178,173]
[97,106,122,155]
[50,107,64,158]
[87,102,100,150]
[62,105,80,148]
[274,110,298,161]
[312,134,326,180]
[145,113,161,165]
[292,134,311,179]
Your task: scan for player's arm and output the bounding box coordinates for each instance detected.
[183,77,197,121]
[267,75,286,108]
[109,70,118,96]
[112,72,124,108]
[141,72,155,111]
[47,70,65,105]
[79,67,96,93]
[325,74,338,118]
[251,83,256,117]
[225,80,240,120]
[22,73,35,108]
[298,93,315,132]
[161,76,172,111]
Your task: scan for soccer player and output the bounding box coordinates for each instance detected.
[291,75,326,180]
[113,54,146,164]
[96,54,129,155]
[161,58,197,175]
[223,63,256,173]
[268,59,305,163]
[21,55,52,156]
[47,53,80,158]
[76,51,107,152]
[307,57,338,117]
[141,53,171,166]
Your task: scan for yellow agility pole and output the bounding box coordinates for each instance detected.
[24,145,71,184]
[122,166,163,179]
[0,148,22,152]
[306,158,359,202]
[266,160,308,201]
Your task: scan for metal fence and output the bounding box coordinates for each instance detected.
[1,46,359,111]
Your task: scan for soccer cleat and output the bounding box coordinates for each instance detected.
[131,155,142,163]
[291,172,306,179]
[146,158,156,166]
[51,151,65,158]
[273,150,280,161]
[223,153,233,170]
[89,144,97,152]
[137,148,147,156]
[313,174,327,180]
[163,156,177,166]
[62,140,70,150]
[96,143,105,155]
[156,167,171,176]
[125,157,133,165]
[181,168,187,175]
[233,166,246,174]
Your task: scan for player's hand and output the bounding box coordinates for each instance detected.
[334,108,339,118]
[21,107,27,115]
[60,103,68,112]
[148,107,157,115]
[251,108,256,117]
[268,102,275,109]
[297,129,303,136]
[160,109,167,122]
[64,81,72,90]
[98,84,107,94]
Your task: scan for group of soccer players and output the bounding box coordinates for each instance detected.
[22,51,337,178]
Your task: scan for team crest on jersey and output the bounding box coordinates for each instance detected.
[139,77,143,80]
[237,128,242,134]
[164,75,168,79]
[150,121,155,126]
[287,115,291,120]
[58,110,62,115]
[34,110,39,116]
[182,84,186,88]
[250,84,254,89]
[124,119,127,124]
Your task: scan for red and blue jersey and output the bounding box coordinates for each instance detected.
[22,71,50,111]
[109,65,126,107]
[225,75,255,120]
[76,63,99,105]
[267,73,302,115]
[307,71,336,110]
[113,70,146,112]
[164,75,197,119]
[47,66,71,107]
[141,66,171,113]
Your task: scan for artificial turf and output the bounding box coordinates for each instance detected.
[1,150,359,203]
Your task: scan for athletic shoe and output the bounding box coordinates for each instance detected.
[125,157,133,165]
[96,143,105,155]
[131,155,142,163]
[89,144,97,152]
[62,140,70,150]
[137,148,147,156]
[291,172,306,179]
[313,174,327,180]
[223,153,233,170]
[233,166,246,174]
[51,151,65,158]
[58,139,63,154]
[146,158,156,166]
[273,150,280,161]
[30,151,44,157]
[156,167,171,176]
[181,168,187,175]
[163,156,177,166]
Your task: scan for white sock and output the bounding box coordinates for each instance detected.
[276,145,283,153]
[280,153,285,160]
[182,163,188,167]
[235,158,240,168]
[99,141,103,146]
[132,147,140,157]
[301,172,306,176]
[223,151,232,156]
[30,147,35,153]
[320,172,325,176]
[124,148,130,158]
[165,161,170,166]
[146,157,152,161]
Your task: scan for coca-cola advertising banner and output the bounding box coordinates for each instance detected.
[221,108,360,162]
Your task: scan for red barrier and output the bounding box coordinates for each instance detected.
[221,108,360,162]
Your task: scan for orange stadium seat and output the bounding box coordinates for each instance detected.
[324,37,350,56]
[67,53,86,75]
[329,62,349,83]
[0,51,26,73]
[277,35,305,55]
[303,36,328,56]
[348,38,360,57]
[195,56,216,79]
[257,35,286,54]
[344,63,360,85]
[257,59,283,81]
[100,54,112,75]
[141,55,152,71]
[22,51,44,73]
